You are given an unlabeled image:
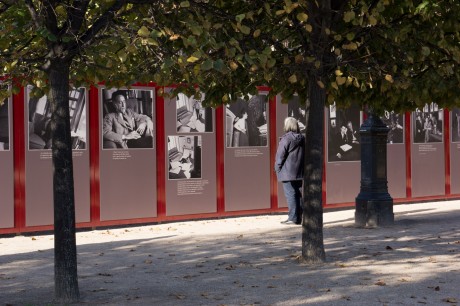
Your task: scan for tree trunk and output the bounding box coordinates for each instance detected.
[48,61,80,302]
[301,79,326,263]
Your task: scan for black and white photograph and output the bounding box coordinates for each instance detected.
[328,103,361,162]
[380,111,404,144]
[226,95,268,148]
[452,108,460,143]
[101,88,154,149]
[168,135,202,180]
[28,87,87,150]
[287,96,306,132]
[0,98,9,151]
[413,103,443,144]
[176,93,213,133]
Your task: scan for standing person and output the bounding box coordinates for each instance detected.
[275,117,305,225]
[423,115,432,143]
[232,110,249,147]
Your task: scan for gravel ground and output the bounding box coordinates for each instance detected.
[1,200,460,306]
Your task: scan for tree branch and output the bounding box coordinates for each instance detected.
[67,0,90,36]
[24,0,41,28]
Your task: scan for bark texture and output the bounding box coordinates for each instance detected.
[301,79,326,263]
[48,61,80,302]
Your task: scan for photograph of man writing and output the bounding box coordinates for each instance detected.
[328,103,361,162]
[102,89,154,149]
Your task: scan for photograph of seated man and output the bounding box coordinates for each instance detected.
[28,87,87,150]
[328,102,361,162]
[102,89,154,149]
[176,93,213,133]
[413,103,443,144]
[0,98,9,151]
[380,110,404,144]
[287,96,306,132]
[168,135,202,180]
[452,108,460,143]
[225,95,268,148]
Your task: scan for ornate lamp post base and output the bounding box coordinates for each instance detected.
[355,112,394,227]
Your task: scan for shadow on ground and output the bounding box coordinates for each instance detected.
[1,208,459,306]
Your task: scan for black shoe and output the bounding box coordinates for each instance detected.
[281,220,296,225]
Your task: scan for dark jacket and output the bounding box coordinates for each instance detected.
[275,131,305,182]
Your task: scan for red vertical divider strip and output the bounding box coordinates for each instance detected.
[444,108,451,195]
[89,85,100,226]
[156,87,166,218]
[13,87,26,232]
[405,112,412,198]
[269,96,277,210]
[215,105,225,213]
[322,105,327,206]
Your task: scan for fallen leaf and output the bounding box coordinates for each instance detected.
[385,246,393,250]
[172,293,186,300]
[31,237,36,241]
[144,260,152,264]
[375,281,386,286]
[225,265,236,270]
[442,297,457,303]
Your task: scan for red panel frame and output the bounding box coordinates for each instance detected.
[13,87,25,232]
[89,85,101,225]
[444,109,451,195]
[216,105,225,213]
[2,84,460,236]
[405,111,412,198]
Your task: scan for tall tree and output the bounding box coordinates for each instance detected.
[0,0,194,301]
[158,0,460,263]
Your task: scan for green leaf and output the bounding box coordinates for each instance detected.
[296,13,308,22]
[213,59,225,72]
[421,46,430,56]
[343,11,355,23]
[240,25,251,35]
[236,14,246,22]
[201,59,214,71]
[138,26,150,37]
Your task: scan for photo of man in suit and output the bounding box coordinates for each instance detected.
[103,90,153,149]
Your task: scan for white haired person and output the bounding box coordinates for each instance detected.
[275,117,305,225]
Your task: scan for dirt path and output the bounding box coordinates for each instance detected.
[1,200,460,305]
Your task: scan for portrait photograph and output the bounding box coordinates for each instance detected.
[28,87,87,150]
[413,102,443,144]
[380,111,404,144]
[226,95,268,148]
[176,93,213,133]
[327,103,362,162]
[101,88,154,150]
[287,96,306,132]
[0,98,10,151]
[167,135,202,180]
[452,108,460,143]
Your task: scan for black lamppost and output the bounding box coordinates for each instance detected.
[355,112,394,227]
